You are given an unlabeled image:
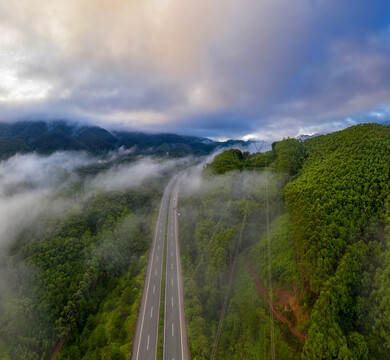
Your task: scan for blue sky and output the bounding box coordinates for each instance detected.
[0,0,390,141]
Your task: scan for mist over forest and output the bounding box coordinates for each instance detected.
[0,121,249,160]
[1,123,390,360]
[0,149,193,359]
[2,0,390,358]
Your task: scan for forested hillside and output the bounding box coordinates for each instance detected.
[2,122,389,359]
[284,124,390,359]
[0,153,181,360]
[1,191,155,360]
[178,167,298,359]
[184,123,390,359]
[0,121,248,159]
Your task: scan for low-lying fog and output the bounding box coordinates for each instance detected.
[0,151,193,251]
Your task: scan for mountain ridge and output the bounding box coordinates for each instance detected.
[0,120,248,159]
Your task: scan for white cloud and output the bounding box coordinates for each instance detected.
[0,0,389,138]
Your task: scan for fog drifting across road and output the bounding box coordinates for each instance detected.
[91,156,193,192]
[0,149,201,358]
[0,151,196,252]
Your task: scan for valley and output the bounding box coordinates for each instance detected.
[0,123,390,359]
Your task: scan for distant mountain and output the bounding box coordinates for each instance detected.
[0,121,248,159]
[296,133,319,141]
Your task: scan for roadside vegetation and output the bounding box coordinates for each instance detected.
[181,123,390,359]
[0,157,168,360]
[178,166,289,358]
[1,122,390,359]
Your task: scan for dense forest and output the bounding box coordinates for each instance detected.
[182,123,390,359]
[1,122,390,359]
[0,154,180,360]
[178,166,299,359]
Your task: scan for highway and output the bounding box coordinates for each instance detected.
[163,175,189,360]
[131,172,189,360]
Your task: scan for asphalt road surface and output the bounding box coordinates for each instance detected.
[163,175,189,360]
[131,172,189,360]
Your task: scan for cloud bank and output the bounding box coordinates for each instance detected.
[0,152,93,250]
[91,156,191,191]
[0,0,390,140]
[0,151,187,251]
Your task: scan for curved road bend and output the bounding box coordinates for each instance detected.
[131,172,189,360]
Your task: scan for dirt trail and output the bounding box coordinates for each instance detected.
[50,333,68,360]
[244,249,307,342]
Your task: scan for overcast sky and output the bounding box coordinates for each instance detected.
[0,0,390,140]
